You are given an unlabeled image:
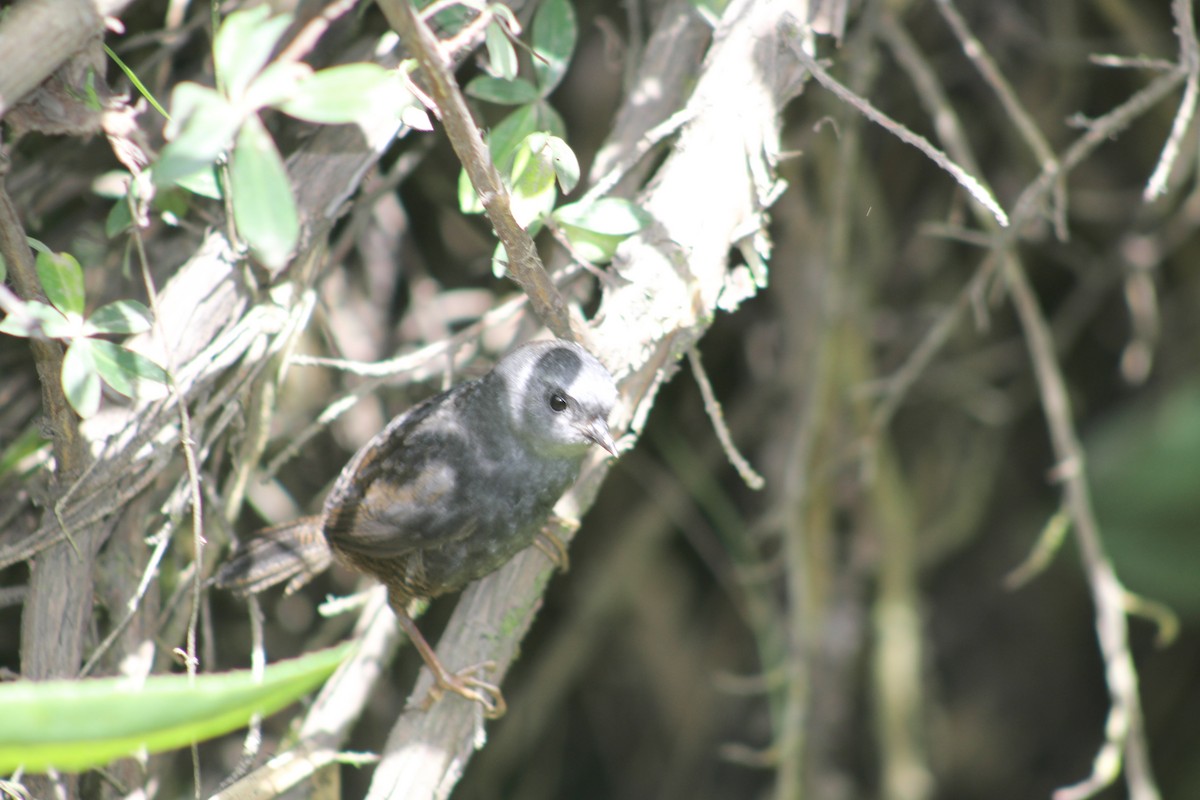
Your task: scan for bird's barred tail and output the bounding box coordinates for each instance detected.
[213,517,333,596]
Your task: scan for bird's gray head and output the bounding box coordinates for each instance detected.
[494,340,618,458]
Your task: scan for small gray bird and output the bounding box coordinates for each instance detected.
[217,339,619,717]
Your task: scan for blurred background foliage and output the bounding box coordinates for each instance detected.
[2,0,1200,799]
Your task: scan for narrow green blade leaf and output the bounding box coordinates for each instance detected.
[88,300,152,335]
[36,250,85,317]
[0,644,352,774]
[230,116,299,269]
[104,43,168,119]
[62,340,102,418]
[90,340,167,398]
[532,0,577,94]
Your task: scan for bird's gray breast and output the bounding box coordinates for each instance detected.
[417,415,580,588]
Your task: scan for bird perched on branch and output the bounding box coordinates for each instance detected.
[216,339,619,717]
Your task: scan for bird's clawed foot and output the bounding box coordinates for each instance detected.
[534,516,580,573]
[421,660,507,719]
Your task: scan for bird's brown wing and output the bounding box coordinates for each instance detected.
[322,381,486,560]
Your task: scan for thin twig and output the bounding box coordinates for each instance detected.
[932,0,1066,238]
[1143,0,1199,200]
[377,0,576,341]
[130,197,207,689]
[687,348,764,490]
[1003,255,1160,800]
[871,16,1173,795]
[783,31,1009,228]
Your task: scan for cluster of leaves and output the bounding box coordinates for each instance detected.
[0,245,166,418]
[151,5,429,269]
[458,0,650,274]
[1,6,429,421]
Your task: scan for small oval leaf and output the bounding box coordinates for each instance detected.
[532,0,577,94]
[215,6,293,101]
[230,115,299,269]
[465,76,540,105]
[62,340,102,418]
[278,63,393,124]
[88,300,153,335]
[485,20,518,81]
[553,197,651,235]
[155,84,241,187]
[90,340,168,398]
[243,60,311,112]
[554,198,652,263]
[0,300,65,339]
[36,251,86,317]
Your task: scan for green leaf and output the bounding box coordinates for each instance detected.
[62,340,102,418]
[90,340,168,398]
[553,198,652,263]
[492,240,509,278]
[532,0,577,94]
[488,102,567,172]
[155,83,241,186]
[105,197,134,238]
[172,166,222,200]
[554,197,651,235]
[510,133,560,227]
[542,133,579,193]
[278,62,394,124]
[87,300,153,335]
[0,251,6,283]
[465,76,540,105]
[37,250,85,317]
[484,20,518,81]
[460,104,569,214]
[0,300,65,338]
[0,644,351,774]
[104,43,168,119]
[242,60,311,113]
[0,425,49,479]
[230,115,299,269]
[458,166,485,214]
[214,6,293,101]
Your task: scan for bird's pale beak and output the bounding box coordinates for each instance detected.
[582,417,618,457]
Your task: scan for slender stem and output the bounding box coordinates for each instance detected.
[378,0,576,341]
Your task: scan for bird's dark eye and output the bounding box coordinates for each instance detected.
[549,392,568,412]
